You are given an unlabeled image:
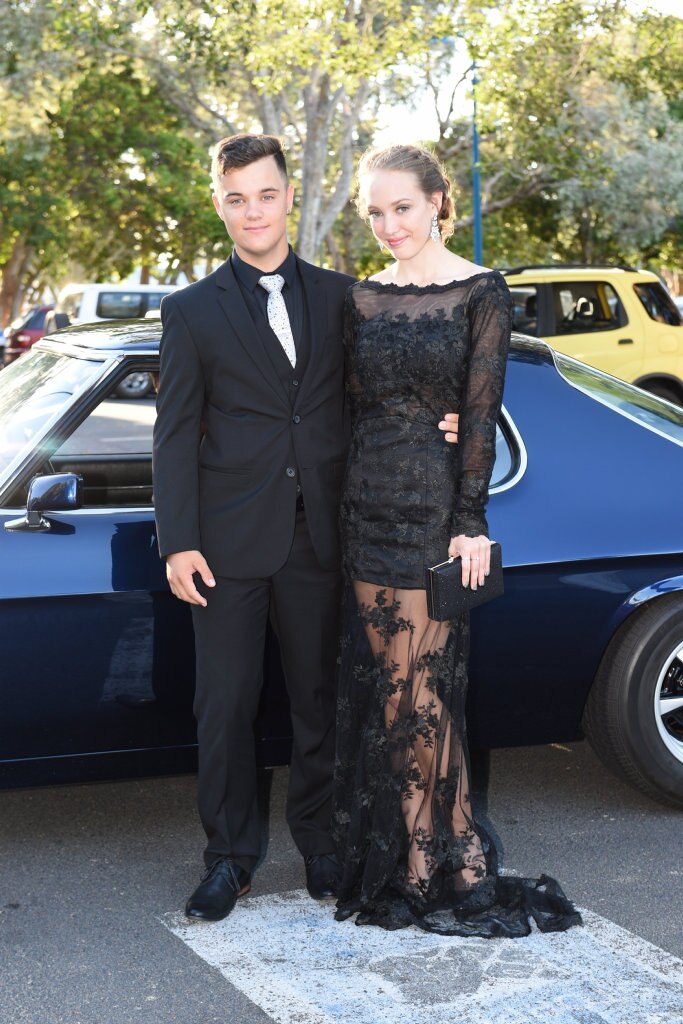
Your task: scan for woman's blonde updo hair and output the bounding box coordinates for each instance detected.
[355,144,455,241]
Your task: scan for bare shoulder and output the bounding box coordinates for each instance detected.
[446,255,492,281]
[368,266,398,284]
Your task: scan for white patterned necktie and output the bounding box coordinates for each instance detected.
[258,274,297,367]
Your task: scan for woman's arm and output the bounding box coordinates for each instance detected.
[449,273,512,586]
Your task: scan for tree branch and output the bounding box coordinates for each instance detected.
[454,174,549,228]
[318,81,370,240]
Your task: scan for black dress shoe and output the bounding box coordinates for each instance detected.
[185,859,251,921]
[304,853,341,900]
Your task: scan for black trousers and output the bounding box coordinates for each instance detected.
[191,508,341,871]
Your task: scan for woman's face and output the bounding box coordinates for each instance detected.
[361,169,441,259]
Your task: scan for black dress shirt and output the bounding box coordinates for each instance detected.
[231,246,303,351]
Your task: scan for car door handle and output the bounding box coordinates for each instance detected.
[618,338,634,344]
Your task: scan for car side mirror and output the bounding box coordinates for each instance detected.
[4,473,83,532]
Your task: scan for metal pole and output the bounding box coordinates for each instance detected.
[471,62,483,265]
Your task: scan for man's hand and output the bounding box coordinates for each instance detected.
[447,535,491,590]
[439,413,459,444]
[166,550,216,606]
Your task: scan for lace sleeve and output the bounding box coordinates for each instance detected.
[451,273,511,539]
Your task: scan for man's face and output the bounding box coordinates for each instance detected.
[212,155,294,267]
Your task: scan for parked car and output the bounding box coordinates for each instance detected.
[1,322,682,806]
[502,264,683,405]
[3,304,54,366]
[53,283,175,397]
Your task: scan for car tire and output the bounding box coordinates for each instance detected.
[643,381,681,405]
[583,595,683,808]
[114,372,153,399]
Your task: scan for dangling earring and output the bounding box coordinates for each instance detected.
[378,239,386,251]
[430,213,441,243]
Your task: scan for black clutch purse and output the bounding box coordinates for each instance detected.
[425,542,504,621]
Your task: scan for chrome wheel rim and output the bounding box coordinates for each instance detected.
[654,639,683,764]
[118,372,150,396]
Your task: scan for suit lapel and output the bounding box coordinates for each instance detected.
[297,257,329,401]
[215,259,289,405]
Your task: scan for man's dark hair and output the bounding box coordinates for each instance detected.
[211,134,288,188]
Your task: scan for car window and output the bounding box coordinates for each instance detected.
[144,292,169,313]
[490,421,516,488]
[96,292,145,319]
[555,352,683,446]
[0,350,103,480]
[509,286,539,337]
[633,282,682,326]
[57,291,83,321]
[51,390,156,506]
[551,281,624,335]
[24,308,49,330]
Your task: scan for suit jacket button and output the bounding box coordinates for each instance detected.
[286,467,296,478]
[293,414,301,424]
[292,378,299,387]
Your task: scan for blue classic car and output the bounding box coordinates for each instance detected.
[1,323,682,806]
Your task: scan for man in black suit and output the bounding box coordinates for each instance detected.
[153,134,459,922]
[153,134,354,921]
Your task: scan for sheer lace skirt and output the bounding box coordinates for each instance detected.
[332,582,582,938]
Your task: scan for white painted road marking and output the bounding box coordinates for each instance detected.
[163,889,683,1024]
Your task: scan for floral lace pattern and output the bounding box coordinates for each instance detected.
[333,274,581,936]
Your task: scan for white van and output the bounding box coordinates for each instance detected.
[55,282,176,325]
[53,283,176,397]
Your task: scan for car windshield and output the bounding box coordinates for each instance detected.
[554,352,683,446]
[633,282,682,326]
[0,348,105,478]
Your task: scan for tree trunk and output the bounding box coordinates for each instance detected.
[297,75,338,263]
[325,231,342,272]
[316,83,369,247]
[179,261,198,283]
[340,202,354,275]
[0,238,29,328]
[578,206,594,263]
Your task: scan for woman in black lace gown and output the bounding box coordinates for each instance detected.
[332,144,581,938]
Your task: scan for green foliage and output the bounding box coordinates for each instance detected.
[49,65,225,279]
[2,0,683,321]
[423,1,683,272]
[0,21,226,319]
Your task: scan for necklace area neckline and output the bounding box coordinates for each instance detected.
[359,270,497,294]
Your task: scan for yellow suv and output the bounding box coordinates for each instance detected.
[502,264,683,404]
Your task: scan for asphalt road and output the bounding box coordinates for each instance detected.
[0,740,681,1024]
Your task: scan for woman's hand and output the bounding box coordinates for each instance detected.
[448,534,491,590]
[438,412,459,444]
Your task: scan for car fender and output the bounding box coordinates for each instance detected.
[576,573,683,721]
[608,573,683,634]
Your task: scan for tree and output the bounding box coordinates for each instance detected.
[3,0,683,313]
[50,64,226,282]
[0,0,226,324]
[550,79,683,263]
[47,0,468,261]
[413,2,626,243]
[0,0,73,322]
[408,1,683,270]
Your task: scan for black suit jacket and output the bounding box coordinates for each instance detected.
[153,256,355,578]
